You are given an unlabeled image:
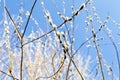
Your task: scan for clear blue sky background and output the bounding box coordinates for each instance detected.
[0,0,120,79]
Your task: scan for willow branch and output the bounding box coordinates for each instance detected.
[22,0,38,38]
[5,6,22,41]
[0,70,18,80]
[36,54,66,80]
[23,0,90,46]
[104,30,120,79]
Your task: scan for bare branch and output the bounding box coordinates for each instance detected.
[0,70,18,80]
[36,53,66,80]
[91,20,105,80]
[22,0,38,38]
[4,6,22,42]
[104,30,120,79]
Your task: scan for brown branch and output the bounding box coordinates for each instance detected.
[23,20,67,46]
[55,26,84,79]
[36,53,66,80]
[4,6,22,41]
[93,37,105,80]
[22,0,38,38]
[71,58,84,80]
[0,70,18,80]
[51,52,57,79]
[104,30,120,79]
[20,44,23,80]
[91,21,105,80]
[66,50,84,80]
[65,58,72,80]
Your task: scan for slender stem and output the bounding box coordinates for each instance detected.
[104,30,120,80]
[20,43,23,80]
[0,70,18,80]
[91,22,105,80]
[36,54,66,80]
[5,6,22,41]
[22,0,37,38]
[65,59,72,80]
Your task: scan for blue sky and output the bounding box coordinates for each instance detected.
[0,0,120,79]
[94,0,120,21]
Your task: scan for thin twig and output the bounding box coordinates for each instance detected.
[23,20,67,46]
[36,53,66,80]
[22,0,38,38]
[5,6,22,41]
[51,52,57,79]
[91,21,105,80]
[104,30,120,80]
[20,44,23,80]
[93,39,105,80]
[0,70,18,80]
[65,59,72,80]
